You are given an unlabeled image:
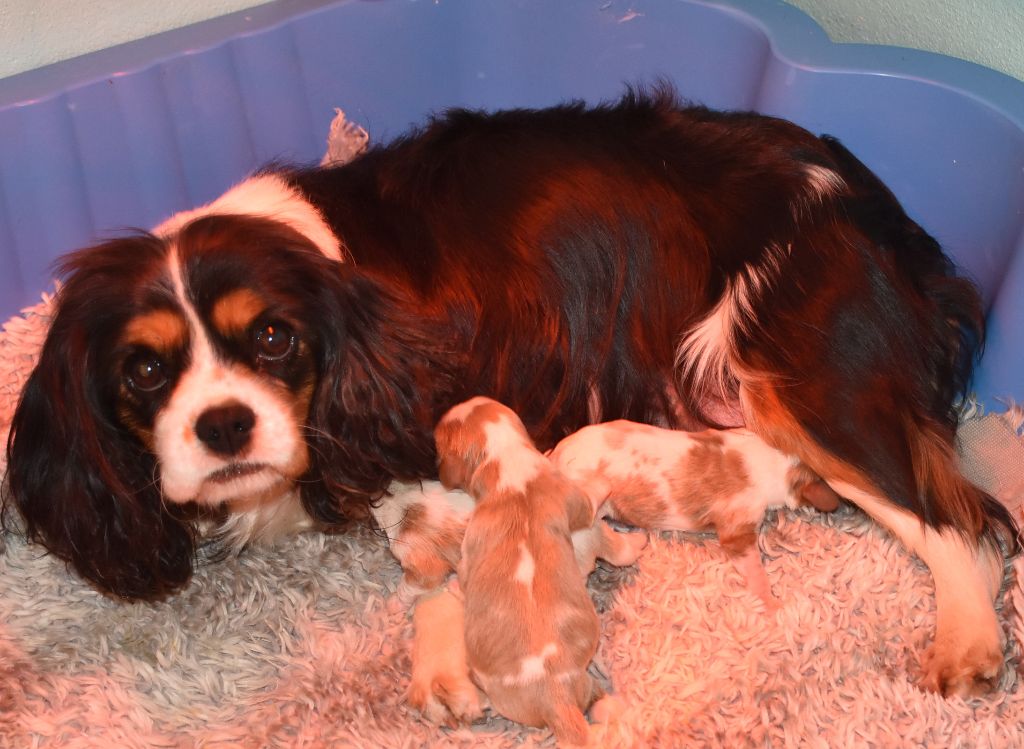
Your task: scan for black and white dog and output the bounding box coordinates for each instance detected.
[4,87,1016,698]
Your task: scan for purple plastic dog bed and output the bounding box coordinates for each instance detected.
[1,0,1022,408]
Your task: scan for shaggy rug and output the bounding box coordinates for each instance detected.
[2,294,1024,749]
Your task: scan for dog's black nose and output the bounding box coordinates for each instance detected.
[195,403,256,456]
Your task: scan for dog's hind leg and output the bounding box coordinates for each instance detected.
[736,375,1011,696]
[825,480,1005,697]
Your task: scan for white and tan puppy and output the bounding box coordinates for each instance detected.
[550,420,842,606]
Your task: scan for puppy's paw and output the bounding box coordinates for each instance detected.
[598,523,648,567]
[407,671,482,726]
[408,587,482,725]
[589,694,627,724]
[407,678,450,725]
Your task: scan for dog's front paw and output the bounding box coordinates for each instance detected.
[921,629,1003,698]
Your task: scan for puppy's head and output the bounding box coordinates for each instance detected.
[434,397,533,495]
[3,212,416,599]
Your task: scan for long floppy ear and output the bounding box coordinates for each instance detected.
[434,417,479,492]
[562,484,597,532]
[3,251,196,601]
[299,266,455,525]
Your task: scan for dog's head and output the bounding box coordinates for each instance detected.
[4,209,441,600]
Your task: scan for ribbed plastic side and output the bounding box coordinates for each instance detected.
[0,0,1022,407]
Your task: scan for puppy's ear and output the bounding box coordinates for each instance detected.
[435,418,475,491]
[3,280,196,600]
[563,484,596,532]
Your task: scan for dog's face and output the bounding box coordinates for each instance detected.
[4,212,389,599]
[6,205,444,599]
[113,219,318,509]
[107,216,326,510]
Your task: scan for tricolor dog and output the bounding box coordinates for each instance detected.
[4,87,1016,701]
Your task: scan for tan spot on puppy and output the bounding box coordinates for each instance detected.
[603,427,627,451]
[393,502,467,590]
[119,309,187,352]
[688,430,725,449]
[399,502,427,534]
[668,441,750,521]
[211,288,267,335]
[604,470,670,526]
[717,522,758,555]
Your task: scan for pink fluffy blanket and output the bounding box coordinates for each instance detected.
[2,289,1024,748]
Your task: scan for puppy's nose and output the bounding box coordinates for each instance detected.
[195,402,256,456]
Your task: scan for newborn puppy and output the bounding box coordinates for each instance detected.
[372,478,644,731]
[550,421,842,607]
[433,397,615,746]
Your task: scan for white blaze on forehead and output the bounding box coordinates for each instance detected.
[153,245,305,505]
[152,173,344,262]
[482,418,543,492]
[514,542,536,588]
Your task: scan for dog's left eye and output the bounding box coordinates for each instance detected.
[124,354,168,393]
[254,322,297,362]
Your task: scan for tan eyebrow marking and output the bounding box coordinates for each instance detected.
[211,288,267,336]
[119,309,187,353]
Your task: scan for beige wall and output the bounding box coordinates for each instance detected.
[788,0,1024,82]
[0,0,271,80]
[0,0,1021,83]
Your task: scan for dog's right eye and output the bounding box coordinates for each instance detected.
[125,354,168,393]
[253,321,297,362]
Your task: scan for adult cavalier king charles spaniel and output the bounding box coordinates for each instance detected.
[3,87,1018,697]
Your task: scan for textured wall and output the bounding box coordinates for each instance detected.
[0,0,271,79]
[787,0,1024,82]
[0,0,1021,82]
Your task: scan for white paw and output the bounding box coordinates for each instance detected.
[921,624,1004,697]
